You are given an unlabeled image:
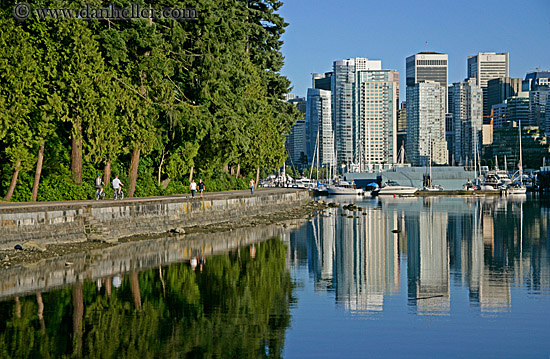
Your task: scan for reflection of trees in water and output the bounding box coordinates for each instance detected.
[0,238,293,358]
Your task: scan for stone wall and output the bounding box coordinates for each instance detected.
[0,189,309,250]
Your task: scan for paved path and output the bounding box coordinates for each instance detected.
[0,188,306,211]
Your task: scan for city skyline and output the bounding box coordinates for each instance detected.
[279,0,550,98]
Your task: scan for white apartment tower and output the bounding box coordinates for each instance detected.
[467,52,509,117]
[357,70,399,169]
[332,58,382,168]
[306,88,335,168]
[406,81,448,166]
[449,79,483,165]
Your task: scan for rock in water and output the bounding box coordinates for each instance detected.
[22,241,47,252]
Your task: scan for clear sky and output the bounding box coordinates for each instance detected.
[279,0,550,99]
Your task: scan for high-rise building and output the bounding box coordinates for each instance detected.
[449,78,483,165]
[357,70,399,169]
[312,72,333,91]
[467,52,509,117]
[306,88,335,168]
[506,95,530,126]
[406,52,448,112]
[406,81,448,166]
[487,77,523,114]
[397,102,407,152]
[285,119,307,167]
[523,71,550,91]
[491,102,508,128]
[332,58,382,168]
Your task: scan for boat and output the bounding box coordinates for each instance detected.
[327,181,363,195]
[422,141,444,191]
[508,122,527,195]
[372,181,418,196]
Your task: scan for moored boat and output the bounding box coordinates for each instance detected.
[327,181,363,195]
[372,181,418,196]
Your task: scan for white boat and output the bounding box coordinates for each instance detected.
[327,181,363,195]
[372,181,418,196]
[508,122,527,195]
[423,184,444,191]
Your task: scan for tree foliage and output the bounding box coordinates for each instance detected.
[0,0,297,201]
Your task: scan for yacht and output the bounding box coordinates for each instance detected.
[372,181,418,196]
[327,181,363,195]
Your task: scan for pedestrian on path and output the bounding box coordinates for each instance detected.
[250,178,255,195]
[190,179,197,198]
[198,179,205,198]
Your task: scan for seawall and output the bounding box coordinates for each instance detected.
[0,189,310,250]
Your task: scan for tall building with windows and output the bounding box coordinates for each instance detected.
[332,58,382,168]
[406,52,448,112]
[285,119,307,167]
[406,81,448,166]
[467,52,509,117]
[487,77,523,113]
[357,70,399,169]
[306,88,335,168]
[312,72,333,91]
[449,79,483,165]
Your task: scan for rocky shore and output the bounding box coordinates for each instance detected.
[0,199,331,268]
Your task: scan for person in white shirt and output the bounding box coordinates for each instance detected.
[112,175,123,198]
[190,179,197,198]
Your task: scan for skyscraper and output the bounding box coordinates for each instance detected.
[357,70,399,169]
[449,78,483,165]
[406,52,448,112]
[306,88,335,168]
[312,72,333,91]
[332,58,382,168]
[406,81,448,166]
[487,77,523,113]
[467,52,509,117]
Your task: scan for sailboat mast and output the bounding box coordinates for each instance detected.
[519,121,523,183]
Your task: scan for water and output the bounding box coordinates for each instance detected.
[0,195,549,358]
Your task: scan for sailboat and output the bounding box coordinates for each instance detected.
[422,140,443,191]
[508,121,527,195]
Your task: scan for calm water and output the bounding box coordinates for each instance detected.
[0,195,549,358]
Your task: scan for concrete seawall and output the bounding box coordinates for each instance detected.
[0,189,310,250]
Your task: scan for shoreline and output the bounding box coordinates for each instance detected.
[0,198,326,268]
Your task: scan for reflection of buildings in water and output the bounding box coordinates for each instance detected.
[407,209,450,315]
[335,207,401,312]
[297,206,402,313]
[288,196,550,315]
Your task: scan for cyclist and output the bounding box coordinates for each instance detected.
[112,175,123,199]
[95,174,104,200]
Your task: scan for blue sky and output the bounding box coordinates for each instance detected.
[279,0,550,99]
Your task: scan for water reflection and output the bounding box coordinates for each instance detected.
[289,195,550,316]
[0,238,292,358]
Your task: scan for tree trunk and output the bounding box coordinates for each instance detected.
[36,292,45,331]
[72,281,84,357]
[158,150,165,187]
[104,160,111,188]
[4,161,21,201]
[255,166,260,189]
[128,147,140,198]
[31,142,45,201]
[230,165,235,176]
[71,121,83,184]
[130,272,142,310]
[236,160,241,178]
[189,166,194,183]
[222,163,229,173]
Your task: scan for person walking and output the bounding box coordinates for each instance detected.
[198,179,205,198]
[95,174,104,200]
[250,178,255,195]
[190,179,197,198]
